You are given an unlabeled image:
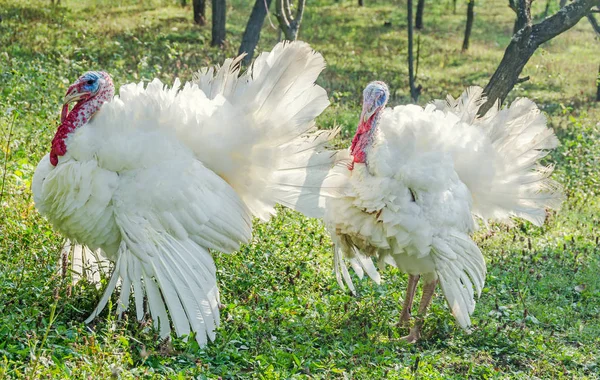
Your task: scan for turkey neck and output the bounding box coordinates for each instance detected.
[350,111,380,167]
[50,84,114,166]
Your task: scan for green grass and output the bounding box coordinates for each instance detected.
[1,0,600,377]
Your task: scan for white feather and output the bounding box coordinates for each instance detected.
[432,87,563,225]
[59,240,110,286]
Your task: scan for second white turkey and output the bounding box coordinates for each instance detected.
[325,82,563,342]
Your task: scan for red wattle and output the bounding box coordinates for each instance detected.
[349,119,374,169]
[50,121,75,166]
[61,104,69,123]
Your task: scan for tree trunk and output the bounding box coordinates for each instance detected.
[211,0,226,47]
[275,0,306,41]
[407,0,420,102]
[589,14,600,35]
[415,0,425,29]
[596,64,600,101]
[511,0,532,35]
[462,0,475,51]
[589,14,600,100]
[480,0,600,115]
[239,0,273,65]
[453,0,457,14]
[358,0,364,6]
[193,0,206,25]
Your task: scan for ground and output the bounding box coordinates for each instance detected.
[1,0,599,378]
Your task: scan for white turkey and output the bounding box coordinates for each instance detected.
[325,82,563,343]
[32,41,341,346]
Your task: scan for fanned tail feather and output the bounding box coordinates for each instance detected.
[191,41,341,220]
[436,86,563,225]
[434,86,489,125]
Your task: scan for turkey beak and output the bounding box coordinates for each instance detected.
[361,99,377,123]
[62,83,88,123]
[63,84,87,105]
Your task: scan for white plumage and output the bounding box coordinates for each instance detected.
[325,84,562,341]
[61,240,109,286]
[32,41,339,346]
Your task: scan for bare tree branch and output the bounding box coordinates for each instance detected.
[275,0,306,40]
[295,0,305,26]
[516,0,532,29]
[509,0,532,35]
[275,0,290,28]
[480,0,600,115]
[532,0,599,42]
[284,0,293,23]
[589,14,600,35]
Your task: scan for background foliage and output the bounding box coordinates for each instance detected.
[1,0,599,377]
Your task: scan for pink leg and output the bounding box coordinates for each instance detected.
[399,274,420,326]
[401,279,437,343]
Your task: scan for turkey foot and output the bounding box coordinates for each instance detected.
[399,274,420,327]
[400,278,437,343]
[401,326,421,344]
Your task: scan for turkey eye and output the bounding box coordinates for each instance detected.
[87,80,95,85]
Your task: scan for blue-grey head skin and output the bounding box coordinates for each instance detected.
[63,71,112,105]
[79,71,104,94]
[361,81,390,122]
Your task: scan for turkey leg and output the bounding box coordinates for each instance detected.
[399,274,420,326]
[401,279,437,343]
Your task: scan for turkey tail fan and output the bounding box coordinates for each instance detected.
[191,41,342,221]
[435,86,563,226]
[193,53,245,100]
[432,233,486,330]
[433,86,488,125]
[61,240,110,286]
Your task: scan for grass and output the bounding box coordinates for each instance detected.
[1,0,600,377]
